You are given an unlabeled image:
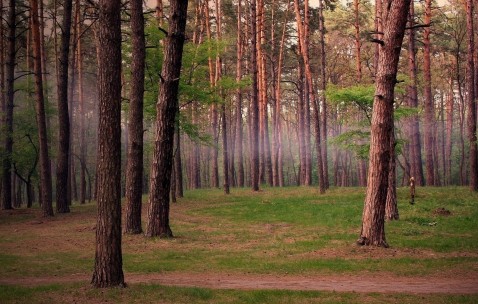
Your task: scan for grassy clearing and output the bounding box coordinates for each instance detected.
[0,186,477,302]
[1,283,477,304]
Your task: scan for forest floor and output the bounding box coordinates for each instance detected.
[1,187,477,303]
[2,271,478,294]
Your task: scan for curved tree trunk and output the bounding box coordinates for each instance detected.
[358,0,410,247]
[56,0,73,213]
[91,0,125,288]
[124,0,146,234]
[146,0,188,237]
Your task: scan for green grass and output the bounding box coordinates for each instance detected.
[1,283,477,304]
[0,284,478,304]
[0,186,477,302]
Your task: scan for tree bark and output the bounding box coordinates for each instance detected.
[124,0,146,234]
[174,121,183,197]
[146,0,188,237]
[56,0,73,213]
[1,0,15,210]
[358,0,410,247]
[31,0,53,217]
[405,2,425,186]
[318,0,328,189]
[466,0,477,191]
[423,0,435,186]
[91,0,125,288]
[249,0,260,191]
[385,129,399,220]
[235,0,245,187]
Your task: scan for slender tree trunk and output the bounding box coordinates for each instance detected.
[235,0,245,187]
[250,0,260,191]
[91,0,124,287]
[174,120,183,197]
[146,0,188,237]
[124,0,146,234]
[445,87,454,185]
[1,0,15,210]
[56,0,73,213]
[222,103,230,194]
[358,0,410,247]
[77,14,87,205]
[31,0,53,217]
[466,0,477,191]
[423,0,435,186]
[406,2,425,186]
[273,2,289,187]
[318,0,328,189]
[294,0,325,192]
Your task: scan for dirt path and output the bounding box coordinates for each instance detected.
[2,272,477,294]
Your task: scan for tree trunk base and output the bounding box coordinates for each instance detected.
[124,228,143,235]
[356,237,389,248]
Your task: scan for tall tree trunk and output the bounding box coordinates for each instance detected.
[406,2,425,186]
[445,87,454,185]
[318,0,328,189]
[1,0,15,210]
[235,0,245,187]
[358,0,410,247]
[466,0,477,190]
[273,1,289,187]
[354,0,362,82]
[146,0,188,237]
[174,119,183,197]
[31,0,53,217]
[423,0,435,186]
[77,13,87,205]
[249,0,260,191]
[56,0,73,213]
[91,0,125,287]
[222,103,230,194]
[204,0,219,188]
[124,0,146,234]
[293,0,325,192]
[258,0,272,186]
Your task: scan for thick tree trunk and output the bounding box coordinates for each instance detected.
[423,0,435,186]
[56,0,73,213]
[31,0,53,217]
[91,0,124,288]
[124,0,146,234]
[146,0,188,237]
[1,0,15,210]
[385,129,399,220]
[358,0,410,247]
[466,0,477,190]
